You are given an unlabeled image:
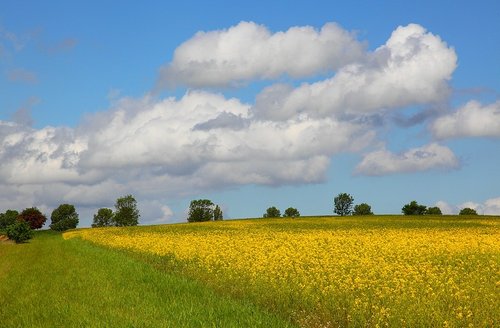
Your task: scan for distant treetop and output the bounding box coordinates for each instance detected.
[402,201,427,215]
[459,207,478,216]
[334,193,354,216]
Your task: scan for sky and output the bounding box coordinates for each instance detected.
[1,0,499,226]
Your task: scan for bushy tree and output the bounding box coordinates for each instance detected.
[283,207,300,217]
[459,207,478,215]
[188,199,215,222]
[18,207,47,229]
[50,204,79,231]
[402,201,427,215]
[92,208,114,227]
[213,205,223,221]
[353,203,373,215]
[114,195,140,226]
[334,193,354,216]
[0,210,19,229]
[425,206,442,215]
[6,220,33,243]
[263,206,281,218]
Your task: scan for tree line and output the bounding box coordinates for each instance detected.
[1,192,482,243]
[0,194,140,243]
[332,193,478,216]
[259,194,373,218]
[260,193,480,218]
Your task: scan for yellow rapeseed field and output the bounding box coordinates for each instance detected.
[64,216,499,327]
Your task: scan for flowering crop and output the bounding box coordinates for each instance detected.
[65,216,499,327]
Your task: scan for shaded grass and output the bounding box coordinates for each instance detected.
[0,230,294,327]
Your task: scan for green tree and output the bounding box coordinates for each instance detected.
[6,220,33,243]
[334,193,354,216]
[92,208,114,227]
[425,206,442,215]
[213,205,223,221]
[353,203,373,215]
[0,210,19,230]
[18,207,47,229]
[50,204,79,231]
[114,195,140,226]
[283,207,300,217]
[263,206,281,218]
[402,201,427,215]
[459,207,478,215]
[188,199,215,222]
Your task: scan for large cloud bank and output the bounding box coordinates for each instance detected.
[0,90,373,223]
[3,21,496,222]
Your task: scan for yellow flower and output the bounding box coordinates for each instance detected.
[64,217,500,327]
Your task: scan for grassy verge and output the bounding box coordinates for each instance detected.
[0,230,294,327]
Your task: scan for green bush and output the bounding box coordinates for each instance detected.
[188,199,215,222]
[50,216,79,231]
[402,201,427,215]
[0,210,19,229]
[353,203,374,215]
[283,207,300,217]
[50,204,79,231]
[459,207,478,215]
[426,207,443,215]
[334,193,354,216]
[263,206,281,218]
[114,195,140,226]
[92,208,114,227]
[213,205,223,221]
[6,220,33,243]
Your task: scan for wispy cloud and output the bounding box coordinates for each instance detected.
[0,26,29,52]
[11,96,40,127]
[7,68,38,84]
[41,37,78,55]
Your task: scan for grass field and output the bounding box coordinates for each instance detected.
[64,216,500,327]
[1,216,498,327]
[0,230,294,327]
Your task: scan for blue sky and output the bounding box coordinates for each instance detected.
[1,0,499,225]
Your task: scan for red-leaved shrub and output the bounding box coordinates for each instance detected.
[18,207,47,229]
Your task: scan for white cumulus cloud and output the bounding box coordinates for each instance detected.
[0,122,90,184]
[78,90,373,185]
[159,21,366,87]
[484,197,500,215]
[431,100,500,139]
[458,201,482,213]
[355,143,459,176]
[459,197,500,215]
[252,24,457,120]
[434,201,455,214]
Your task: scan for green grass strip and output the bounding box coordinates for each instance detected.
[0,230,294,327]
